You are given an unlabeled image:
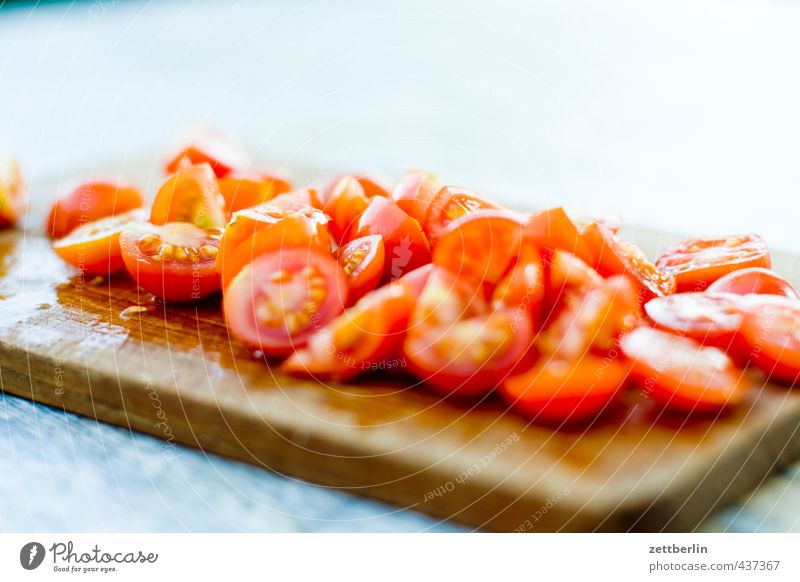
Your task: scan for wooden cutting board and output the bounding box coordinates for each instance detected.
[2,166,799,532]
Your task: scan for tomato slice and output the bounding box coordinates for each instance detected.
[423,186,500,242]
[501,356,628,424]
[525,207,589,260]
[351,197,431,281]
[391,169,440,225]
[52,209,144,276]
[338,235,385,304]
[738,300,800,385]
[0,157,25,228]
[620,327,747,414]
[404,268,533,397]
[644,292,746,348]
[540,249,603,325]
[491,246,545,326]
[284,281,415,381]
[655,234,771,292]
[218,171,292,218]
[323,176,372,245]
[46,178,143,239]
[163,126,250,178]
[120,221,222,302]
[705,267,799,300]
[224,248,348,357]
[150,163,226,229]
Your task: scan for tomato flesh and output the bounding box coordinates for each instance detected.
[47,178,143,239]
[150,163,226,229]
[323,176,372,245]
[738,300,800,385]
[491,246,545,327]
[218,171,292,218]
[391,169,440,225]
[0,157,25,228]
[338,235,385,304]
[164,126,250,178]
[706,267,798,300]
[423,186,499,242]
[644,293,746,348]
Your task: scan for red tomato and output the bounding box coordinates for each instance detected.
[391,169,440,225]
[706,267,799,300]
[404,268,533,397]
[501,356,628,424]
[120,221,222,302]
[52,209,144,275]
[620,327,747,414]
[397,263,435,296]
[338,235,385,304]
[738,300,800,385]
[319,173,390,203]
[218,171,292,218]
[224,248,348,357]
[525,207,590,261]
[46,178,143,239]
[323,176,372,244]
[491,246,545,326]
[0,157,25,228]
[284,281,416,381]
[163,126,250,178]
[150,163,226,230]
[268,189,323,212]
[644,293,746,347]
[351,197,431,281]
[423,186,500,242]
[655,234,771,292]
[540,249,604,325]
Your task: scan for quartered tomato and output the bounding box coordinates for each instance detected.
[218,171,292,218]
[284,280,416,381]
[491,246,545,326]
[0,157,25,228]
[150,163,226,229]
[224,247,348,357]
[655,234,771,292]
[52,209,144,275]
[391,169,440,225]
[501,356,628,424]
[404,268,533,397]
[423,186,500,242]
[322,176,372,244]
[621,327,747,414]
[163,126,250,178]
[706,267,799,300]
[540,249,604,325]
[738,300,800,385]
[525,207,588,261]
[120,221,222,301]
[351,197,431,281]
[338,235,385,304]
[46,178,143,239]
[644,293,746,348]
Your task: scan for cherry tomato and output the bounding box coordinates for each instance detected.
[397,263,435,296]
[501,356,628,424]
[323,176,372,244]
[404,267,533,398]
[491,246,545,326]
[525,207,589,261]
[644,293,746,347]
[120,221,222,302]
[150,163,226,229]
[423,186,500,242]
[540,249,603,325]
[391,169,440,225]
[224,247,348,357]
[655,234,771,292]
[738,300,800,385]
[706,267,799,300]
[46,178,143,239]
[620,327,747,414]
[164,126,250,178]
[338,235,385,304]
[52,209,144,275]
[319,173,390,203]
[284,280,416,381]
[0,157,25,228]
[351,197,431,281]
[218,171,292,218]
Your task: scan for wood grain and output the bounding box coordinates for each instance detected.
[2,173,800,532]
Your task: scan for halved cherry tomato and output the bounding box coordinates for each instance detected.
[224,247,348,357]
[120,221,222,302]
[323,176,372,244]
[284,280,415,381]
[218,171,292,218]
[706,267,799,300]
[738,300,800,385]
[491,246,545,327]
[46,178,143,239]
[351,197,431,281]
[540,249,604,325]
[525,207,589,261]
[620,327,747,414]
[501,356,628,424]
[163,126,250,178]
[391,169,440,225]
[52,209,144,275]
[644,293,746,348]
[0,157,25,228]
[655,234,771,292]
[404,267,533,397]
[423,186,500,242]
[150,163,226,229]
[338,235,385,304]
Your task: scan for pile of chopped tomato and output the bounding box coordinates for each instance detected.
[36,129,800,426]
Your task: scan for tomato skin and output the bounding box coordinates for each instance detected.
[620,327,747,414]
[396,263,435,296]
[644,292,747,348]
[655,234,771,292]
[218,172,292,218]
[491,246,545,327]
[120,221,222,302]
[319,173,390,204]
[705,267,799,300]
[224,248,349,357]
[501,356,628,424]
[150,163,226,230]
[323,176,372,245]
[338,235,385,305]
[391,169,440,225]
[163,126,250,178]
[525,207,590,261]
[0,157,25,228]
[46,179,143,239]
[738,300,800,385]
[351,197,431,282]
[423,186,500,242]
